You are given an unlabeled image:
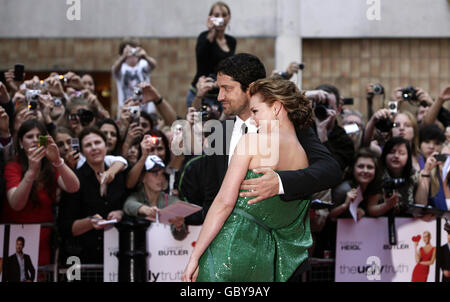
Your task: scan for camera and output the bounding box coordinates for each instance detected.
[58,75,68,85]
[211,17,224,26]
[25,90,40,110]
[342,98,354,105]
[314,102,330,121]
[133,87,143,102]
[434,154,448,162]
[298,63,305,70]
[129,105,141,126]
[199,104,214,122]
[53,97,63,107]
[383,177,406,198]
[373,83,384,95]
[130,48,139,56]
[401,86,418,101]
[77,109,94,126]
[375,118,394,132]
[388,101,398,115]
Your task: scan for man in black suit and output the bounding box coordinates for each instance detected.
[439,222,450,282]
[3,236,35,282]
[181,53,342,280]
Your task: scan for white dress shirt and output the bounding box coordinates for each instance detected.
[228,116,285,195]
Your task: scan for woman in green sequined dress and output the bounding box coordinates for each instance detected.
[182,78,313,282]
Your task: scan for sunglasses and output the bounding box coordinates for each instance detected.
[69,109,94,124]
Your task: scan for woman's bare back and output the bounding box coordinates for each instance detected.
[247,130,308,171]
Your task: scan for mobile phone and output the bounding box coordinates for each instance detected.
[38,136,48,147]
[71,138,80,153]
[14,64,24,82]
[434,154,448,162]
[150,136,161,145]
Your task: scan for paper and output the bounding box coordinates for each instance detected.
[442,156,450,184]
[349,186,363,223]
[98,219,117,226]
[150,201,202,225]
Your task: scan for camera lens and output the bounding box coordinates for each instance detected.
[375,118,394,132]
[373,84,384,95]
[314,104,329,121]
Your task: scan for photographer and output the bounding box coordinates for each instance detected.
[366,137,423,217]
[123,155,188,241]
[112,41,157,116]
[186,1,236,108]
[415,126,449,211]
[192,75,223,120]
[63,97,96,136]
[306,84,354,172]
[58,127,129,265]
[365,83,386,120]
[271,61,303,81]
[341,109,365,151]
[1,119,79,266]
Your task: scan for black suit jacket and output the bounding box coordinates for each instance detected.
[182,119,342,222]
[3,253,35,282]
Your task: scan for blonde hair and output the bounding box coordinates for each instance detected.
[394,111,419,157]
[209,1,231,16]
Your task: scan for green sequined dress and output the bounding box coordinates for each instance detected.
[196,170,312,282]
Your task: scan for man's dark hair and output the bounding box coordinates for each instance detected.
[381,137,413,179]
[216,53,266,92]
[419,124,446,145]
[78,126,107,154]
[315,84,341,105]
[17,236,25,245]
[119,40,141,55]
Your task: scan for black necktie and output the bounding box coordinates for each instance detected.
[241,123,248,134]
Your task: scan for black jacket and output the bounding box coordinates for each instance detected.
[181,119,342,224]
[58,162,129,264]
[3,253,35,282]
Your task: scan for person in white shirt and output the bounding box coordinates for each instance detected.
[112,41,158,117]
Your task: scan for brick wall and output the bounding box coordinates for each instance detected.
[0,38,275,117]
[1,38,449,121]
[302,39,450,121]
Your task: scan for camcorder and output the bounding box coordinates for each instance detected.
[25,89,40,110]
[383,177,406,198]
[401,86,418,101]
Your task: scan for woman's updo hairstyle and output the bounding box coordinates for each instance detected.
[248,77,313,130]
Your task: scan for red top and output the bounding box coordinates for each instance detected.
[1,160,60,266]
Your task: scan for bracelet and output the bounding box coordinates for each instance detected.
[154,97,163,105]
[52,158,65,168]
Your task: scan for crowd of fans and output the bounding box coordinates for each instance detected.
[0,1,449,281]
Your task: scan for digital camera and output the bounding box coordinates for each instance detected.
[26,90,40,110]
[383,177,406,198]
[401,86,418,101]
[373,83,384,95]
[211,17,224,26]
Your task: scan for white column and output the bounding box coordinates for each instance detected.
[275,0,302,89]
